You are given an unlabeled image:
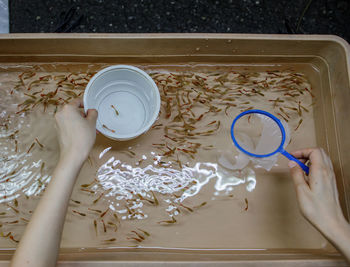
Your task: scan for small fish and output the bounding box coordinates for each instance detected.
[277,112,289,122]
[179,203,193,212]
[295,118,303,131]
[207,120,217,126]
[18,98,35,107]
[47,99,60,108]
[5,220,19,224]
[14,140,18,153]
[126,150,136,156]
[284,92,299,97]
[20,217,29,223]
[165,98,172,118]
[40,162,45,174]
[176,154,183,169]
[59,83,74,90]
[32,89,44,95]
[26,142,35,154]
[137,228,150,236]
[194,201,207,209]
[23,93,37,99]
[111,105,119,116]
[14,199,18,207]
[131,230,145,240]
[104,238,116,242]
[113,213,120,223]
[62,90,78,98]
[150,191,159,206]
[35,138,44,148]
[279,107,290,119]
[102,124,116,133]
[15,107,30,114]
[305,87,315,98]
[81,179,96,188]
[22,71,36,80]
[6,204,19,214]
[39,75,52,81]
[158,216,177,224]
[151,123,163,129]
[88,208,102,213]
[107,221,118,230]
[70,199,81,205]
[244,198,249,211]
[93,220,98,236]
[268,97,284,108]
[81,188,95,194]
[300,104,309,112]
[100,208,109,218]
[251,88,264,96]
[125,206,134,215]
[284,106,298,111]
[93,194,103,204]
[136,194,155,205]
[297,102,302,116]
[37,178,43,187]
[72,210,86,217]
[0,231,11,238]
[164,135,177,142]
[28,80,41,90]
[127,237,143,242]
[87,155,93,166]
[54,75,66,80]
[102,219,107,233]
[9,235,19,243]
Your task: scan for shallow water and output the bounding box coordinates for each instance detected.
[0,63,326,249]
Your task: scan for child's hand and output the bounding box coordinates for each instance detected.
[55,98,98,163]
[288,148,347,235]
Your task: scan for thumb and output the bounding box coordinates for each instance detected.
[289,160,308,190]
[86,109,98,122]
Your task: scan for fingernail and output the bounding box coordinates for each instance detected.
[288,161,297,168]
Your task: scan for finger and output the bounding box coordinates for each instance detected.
[290,148,317,159]
[289,161,309,190]
[297,158,307,164]
[69,98,84,108]
[86,109,98,122]
[291,148,324,167]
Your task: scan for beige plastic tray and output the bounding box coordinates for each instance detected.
[0,33,349,266]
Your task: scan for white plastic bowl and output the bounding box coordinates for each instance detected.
[83,65,160,141]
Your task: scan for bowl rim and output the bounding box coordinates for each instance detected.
[83,65,161,141]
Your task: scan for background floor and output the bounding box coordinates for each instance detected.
[9,0,350,42]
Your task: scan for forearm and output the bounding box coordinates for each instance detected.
[11,154,84,267]
[321,218,350,262]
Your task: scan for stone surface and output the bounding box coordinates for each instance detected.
[9,0,350,42]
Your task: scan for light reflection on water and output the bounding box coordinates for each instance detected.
[95,154,256,209]
[0,137,256,208]
[0,109,56,202]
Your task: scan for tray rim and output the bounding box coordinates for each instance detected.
[0,33,348,265]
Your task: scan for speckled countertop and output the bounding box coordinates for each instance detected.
[9,0,350,42]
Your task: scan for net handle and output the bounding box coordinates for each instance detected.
[280,150,310,175]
